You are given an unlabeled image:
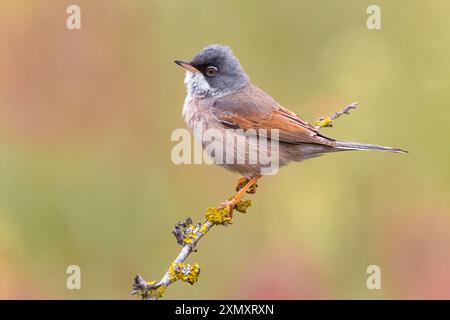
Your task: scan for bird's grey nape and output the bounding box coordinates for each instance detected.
[185,44,250,99]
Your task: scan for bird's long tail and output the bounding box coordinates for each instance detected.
[335,140,408,154]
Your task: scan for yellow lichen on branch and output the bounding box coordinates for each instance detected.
[235,199,252,213]
[315,116,333,128]
[315,102,358,129]
[205,206,232,225]
[205,198,252,225]
[132,180,256,300]
[141,281,167,299]
[169,262,200,285]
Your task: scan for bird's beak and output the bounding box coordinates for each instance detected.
[174,60,199,73]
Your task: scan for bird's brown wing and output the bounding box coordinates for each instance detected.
[214,85,336,146]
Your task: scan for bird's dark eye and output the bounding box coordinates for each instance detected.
[205,66,218,77]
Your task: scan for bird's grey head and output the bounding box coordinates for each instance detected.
[175,44,250,98]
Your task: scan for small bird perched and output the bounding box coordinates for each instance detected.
[175,44,406,201]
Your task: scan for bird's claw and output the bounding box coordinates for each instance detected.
[236,176,258,194]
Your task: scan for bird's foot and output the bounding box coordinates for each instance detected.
[236,176,258,194]
[206,177,258,226]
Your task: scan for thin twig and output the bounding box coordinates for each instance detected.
[315,102,358,129]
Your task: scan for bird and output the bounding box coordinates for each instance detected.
[175,44,406,206]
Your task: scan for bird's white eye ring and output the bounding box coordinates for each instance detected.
[205,66,218,77]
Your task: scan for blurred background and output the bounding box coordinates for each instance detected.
[0,0,449,299]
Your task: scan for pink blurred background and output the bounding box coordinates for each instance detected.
[0,0,449,299]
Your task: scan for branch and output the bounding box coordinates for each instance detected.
[131,178,256,300]
[314,102,358,129]
[131,103,357,299]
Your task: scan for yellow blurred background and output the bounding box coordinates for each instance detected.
[0,0,449,299]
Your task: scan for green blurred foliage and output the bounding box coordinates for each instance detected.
[0,0,449,299]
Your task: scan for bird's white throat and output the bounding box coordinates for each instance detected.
[184,71,212,98]
[184,71,231,99]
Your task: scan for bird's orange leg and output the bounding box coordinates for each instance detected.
[221,177,259,211]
